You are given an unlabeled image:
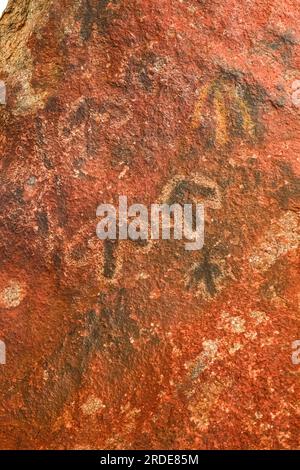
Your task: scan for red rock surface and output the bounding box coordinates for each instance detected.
[0,0,299,450]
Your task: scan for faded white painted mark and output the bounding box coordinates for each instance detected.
[0,340,6,364]
[0,80,6,105]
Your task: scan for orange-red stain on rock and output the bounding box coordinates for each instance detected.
[0,0,300,450]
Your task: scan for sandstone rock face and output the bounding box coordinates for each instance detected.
[0,0,299,450]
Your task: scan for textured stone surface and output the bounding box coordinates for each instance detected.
[0,0,299,450]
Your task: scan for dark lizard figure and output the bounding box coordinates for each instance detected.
[189,249,221,296]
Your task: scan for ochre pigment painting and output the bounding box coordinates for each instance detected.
[0,0,300,454]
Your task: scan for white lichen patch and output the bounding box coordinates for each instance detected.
[230,316,246,333]
[250,310,269,325]
[189,339,219,379]
[220,312,246,333]
[0,280,26,308]
[81,396,105,416]
[250,211,299,272]
[188,378,230,431]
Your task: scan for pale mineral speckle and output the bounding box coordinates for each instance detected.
[229,342,242,355]
[27,175,37,186]
[245,331,257,340]
[43,370,49,382]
